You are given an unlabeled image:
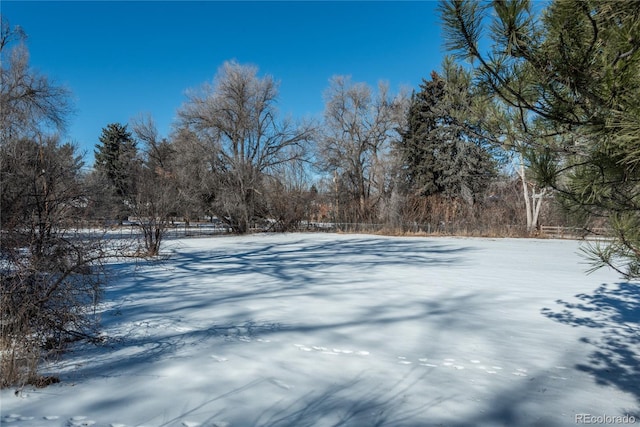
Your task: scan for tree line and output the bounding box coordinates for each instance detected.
[90,60,545,248]
[1,0,639,386]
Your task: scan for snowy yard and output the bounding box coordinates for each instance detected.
[1,233,639,427]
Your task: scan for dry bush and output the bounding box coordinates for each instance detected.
[0,143,109,388]
[266,185,316,232]
[378,181,533,237]
[0,230,108,388]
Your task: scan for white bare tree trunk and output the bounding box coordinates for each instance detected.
[517,152,547,233]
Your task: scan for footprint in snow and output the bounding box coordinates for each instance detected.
[470,360,481,364]
[294,344,368,355]
[210,355,228,362]
[397,356,412,365]
[256,338,271,343]
[68,416,96,426]
[2,414,20,423]
[269,378,293,390]
[512,368,528,377]
[440,358,464,369]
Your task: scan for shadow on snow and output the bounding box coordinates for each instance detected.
[66,236,477,373]
[541,281,640,410]
[43,235,637,426]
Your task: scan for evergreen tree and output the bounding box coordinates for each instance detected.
[399,59,497,205]
[400,72,443,197]
[440,0,640,278]
[94,123,138,201]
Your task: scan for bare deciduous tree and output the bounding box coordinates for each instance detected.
[130,115,178,256]
[318,76,407,222]
[166,127,215,224]
[1,17,108,388]
[264,160,317,231]
[0,17,71,144]
[177,60,315,233]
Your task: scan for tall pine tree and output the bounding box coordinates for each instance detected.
[399,59,497,205]
[94,123,138,200]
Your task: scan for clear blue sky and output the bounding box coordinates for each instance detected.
[3,1,446,164]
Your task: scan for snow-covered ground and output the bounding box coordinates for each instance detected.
[1,233,638,427]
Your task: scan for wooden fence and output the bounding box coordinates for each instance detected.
[539,225,611,239]
[65,220,612,240]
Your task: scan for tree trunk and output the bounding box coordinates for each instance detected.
[517,152,547,233]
